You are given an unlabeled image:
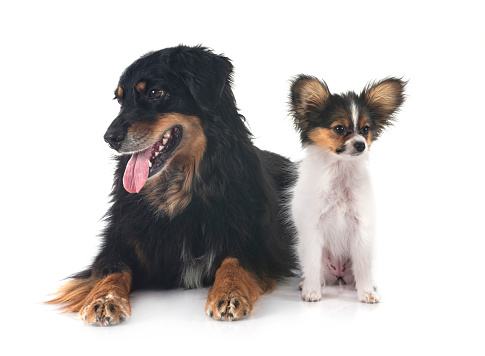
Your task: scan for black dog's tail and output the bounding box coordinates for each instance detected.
[46,268,96,313]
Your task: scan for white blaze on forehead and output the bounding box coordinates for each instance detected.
[346,100,367,154]
[351,101,359,129]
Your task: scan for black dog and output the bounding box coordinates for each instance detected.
[49,45,296,324]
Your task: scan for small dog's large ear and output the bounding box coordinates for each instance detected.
[290,75,330,131]
[171,46,233,113]
[362,77,406,135]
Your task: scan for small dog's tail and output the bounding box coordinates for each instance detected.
[46,269,96,313]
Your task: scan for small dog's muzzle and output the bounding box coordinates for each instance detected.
[354,141,366,153]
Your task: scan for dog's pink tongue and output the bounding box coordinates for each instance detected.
[123,147,152,193]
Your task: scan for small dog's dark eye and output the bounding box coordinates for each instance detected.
[362,126,370,135]
[149,89,165,99]
[334,125,345,135]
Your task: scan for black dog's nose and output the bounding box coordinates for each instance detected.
[104,129,125,150]
[354,142,366,153]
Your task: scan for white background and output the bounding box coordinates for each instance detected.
[1,0,484,354]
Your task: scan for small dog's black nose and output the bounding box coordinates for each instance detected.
[354,142,366,153]
[104,129,125,150]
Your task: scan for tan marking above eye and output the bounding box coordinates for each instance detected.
[117,86,124,98]
[330,118,351,129]
[357,115,370,129]
[135,81,146,93]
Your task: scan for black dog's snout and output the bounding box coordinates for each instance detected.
[354,142,366,153]
[104,129,126,150]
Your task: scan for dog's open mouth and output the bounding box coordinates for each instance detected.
[123,126,183,193]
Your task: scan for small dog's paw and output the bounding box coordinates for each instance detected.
[206,291,251,321]
[80,294,130,326]
[358,289,380,304]
[301,291,322,302]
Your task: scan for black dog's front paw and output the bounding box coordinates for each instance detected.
[80,293,130,326]
[206,291,251,321]
[205,258,267,321]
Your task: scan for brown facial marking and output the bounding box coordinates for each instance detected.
[129,114,207,218]
[329,118,351,129]
[46,270,132,326]
[308,127,347,153]
[117,86,123,98]
[135,81,146,93]
[205,258,276,321]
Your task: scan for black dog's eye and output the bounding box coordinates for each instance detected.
[149,89,165,99]
[361,126,370,135]
[334,125,345,135]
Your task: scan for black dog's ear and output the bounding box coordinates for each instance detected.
[170,46,233,113]
[362,77,407,136]
[290,75,330,131]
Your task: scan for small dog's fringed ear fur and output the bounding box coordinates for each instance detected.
[171,46,233,113]
[290,75,330,132]
[362,77,407,138]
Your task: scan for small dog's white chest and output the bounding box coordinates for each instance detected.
[318,180,359,255]
[292,149,373,259]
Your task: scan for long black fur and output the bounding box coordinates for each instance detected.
[71,45,296,292]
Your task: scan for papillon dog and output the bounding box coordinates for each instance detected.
[289,75,406,303]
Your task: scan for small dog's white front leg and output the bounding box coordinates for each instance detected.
[352,232,379,304]
[298,234,323,302]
